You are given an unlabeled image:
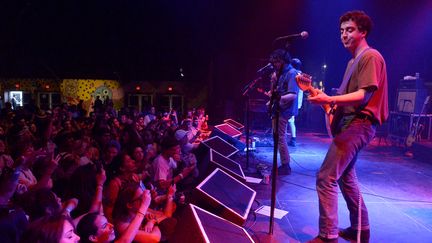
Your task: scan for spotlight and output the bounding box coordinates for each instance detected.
[179,67,184,78]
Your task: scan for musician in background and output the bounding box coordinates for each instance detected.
[268,49,299,175]
[288,58,304,147]
[306,10,388,243]
[11,94,19,110]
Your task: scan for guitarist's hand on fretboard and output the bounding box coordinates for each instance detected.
[295,73,335,137]
[256,88,271,97]
[307,89,333,106]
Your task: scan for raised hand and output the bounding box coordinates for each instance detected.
[140,189,152,209]
[52,154,62,165]
[167,184,176,198]
[182,165,195,176]
[63,198,79,215]
[96,168,107,186]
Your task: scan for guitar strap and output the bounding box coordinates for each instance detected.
[269,64,288,118]
[337,47,372,95]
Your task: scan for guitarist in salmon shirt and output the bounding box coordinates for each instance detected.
[267,49,300,175]
[306,11,389,243]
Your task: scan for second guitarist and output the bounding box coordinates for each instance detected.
[268,49,300,175]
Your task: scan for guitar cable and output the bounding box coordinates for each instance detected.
[355,172,362,243]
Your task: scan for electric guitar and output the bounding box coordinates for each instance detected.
[405,96,430,147]
[256,87,291,116]
[295,73,334,137]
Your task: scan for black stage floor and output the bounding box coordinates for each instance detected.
[227,131,432,243]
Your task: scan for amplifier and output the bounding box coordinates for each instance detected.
[396,89,427,113]
[399,78,424,89]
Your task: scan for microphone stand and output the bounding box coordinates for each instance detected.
[268,68,281,235]
[242,77,261,170]
[269,40,291,235]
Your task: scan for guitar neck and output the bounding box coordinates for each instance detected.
[307,87,319,97]
[415,97,430,125]
[296,73,334,114]
[308,87,332,114]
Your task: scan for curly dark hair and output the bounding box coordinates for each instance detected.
[269,49,291,64]
[340,10,373,37]
[18,188,61,221]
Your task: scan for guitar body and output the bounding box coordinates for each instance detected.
[405,97,430,147]
[266,98,291,111]
[257,88,291,117]
[405,96,430,147]
[406,123,425,147]
[324,112,334,138]
[295,73,335,137]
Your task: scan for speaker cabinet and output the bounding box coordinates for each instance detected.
[223,118,245,130]
[210,126,246,151]
[214,123,242,138]
[193,168,256,226]
[208,149,245,183]
[171,204,255,243]
[201,136,239,158]
[195,136,240,181]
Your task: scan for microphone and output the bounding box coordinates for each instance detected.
[274,31,309,41]
[257,63,274,74]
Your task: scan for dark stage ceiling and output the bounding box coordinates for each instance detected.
[1,0,431,93]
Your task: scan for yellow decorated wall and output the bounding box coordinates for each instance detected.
[60,79,124,111]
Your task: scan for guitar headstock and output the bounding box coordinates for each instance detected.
[295,73,313,91]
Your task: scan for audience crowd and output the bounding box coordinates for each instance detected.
[0,99,209,243]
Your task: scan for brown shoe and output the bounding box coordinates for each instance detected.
[278,164,291,175]
[338,227,370,243]
[306,236,338,243]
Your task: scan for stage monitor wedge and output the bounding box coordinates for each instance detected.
[209,149,245,182]
[202,135,239,158]
[214,123,242,138]
[194,168,256,226]
[171,204,255,243]
[223,118,245,130]
[210,126,246,151]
